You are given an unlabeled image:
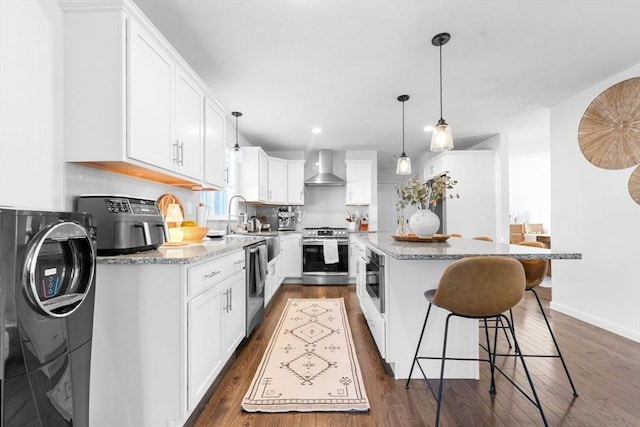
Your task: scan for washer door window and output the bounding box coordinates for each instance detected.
[23,221,96,317]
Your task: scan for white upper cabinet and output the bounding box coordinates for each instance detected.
[287,160,305,205]
[60,1,221,189]
[238,147,269,203]
[268,157,287,204]
[128,19,174,170]
[174,69,204,179]
[203,97,226,189]
[345,159,373,205]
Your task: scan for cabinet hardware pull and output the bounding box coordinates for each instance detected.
[229,288,232,311]
[205,270,221,279]
[224,289,229,312]
[179,142,184,166]
[173,141,179,164]
[233,260,244,264]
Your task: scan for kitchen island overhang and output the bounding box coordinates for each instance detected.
[352,234,581,380]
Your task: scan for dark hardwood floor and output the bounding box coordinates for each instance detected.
[191,284,640,426]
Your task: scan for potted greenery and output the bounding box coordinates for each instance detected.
[396,173,458,236]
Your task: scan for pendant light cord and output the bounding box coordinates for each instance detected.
[235,115,239,145]
[439,40,443,121]
[402,99,405,153]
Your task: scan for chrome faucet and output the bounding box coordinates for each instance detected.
[227,195,247,234]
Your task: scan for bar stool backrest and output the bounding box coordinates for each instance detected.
[431,257,526,317]
[515,241,548,289]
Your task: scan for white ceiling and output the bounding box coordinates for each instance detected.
[133,0,640,167]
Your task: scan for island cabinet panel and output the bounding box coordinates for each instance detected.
[385,258,479,379]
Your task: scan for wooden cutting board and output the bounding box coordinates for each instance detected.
[156,193,184,219]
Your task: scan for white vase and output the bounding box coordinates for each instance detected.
[409,208,440,237]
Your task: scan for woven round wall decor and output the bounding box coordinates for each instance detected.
[578,77,640,170]
[629,166,640,205]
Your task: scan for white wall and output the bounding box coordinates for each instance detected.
[507,110,552,230]
[550,65,640,342]
[0,0,64,210]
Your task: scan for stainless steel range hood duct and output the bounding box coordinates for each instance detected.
[304,149,346,187]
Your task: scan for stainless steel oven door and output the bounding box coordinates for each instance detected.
[302,239,349,285]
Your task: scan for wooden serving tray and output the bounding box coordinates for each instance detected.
[391,234,450,242]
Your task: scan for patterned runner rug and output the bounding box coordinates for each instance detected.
[242,298,370,412]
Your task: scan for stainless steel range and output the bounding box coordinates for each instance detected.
[302,227,349,285]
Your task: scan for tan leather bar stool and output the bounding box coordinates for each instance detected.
[405,257,548,427]
[511,241,579,397]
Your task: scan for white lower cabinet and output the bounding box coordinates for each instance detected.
[353,241,367,314]
[187,285,223,409]
[90,249,245,427]
[265,259,277,306]
[186,251,245,413]
[276,235,286,285]
[221,271,246,359]
[284,233,302,279]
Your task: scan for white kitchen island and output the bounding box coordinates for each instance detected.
[352,234,582,380]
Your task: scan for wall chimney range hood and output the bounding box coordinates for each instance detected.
[304,149,346,187]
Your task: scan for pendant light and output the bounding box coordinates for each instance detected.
[430,32,454,152]
[232,111,243,163]
[396,94,412,175]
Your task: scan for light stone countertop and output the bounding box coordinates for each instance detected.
[97,235,266,265]
[354,233,582,261]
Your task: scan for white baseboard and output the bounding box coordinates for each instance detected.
[550,301,640,343]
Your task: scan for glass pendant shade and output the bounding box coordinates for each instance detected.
[430,32,454,152]
[232,143,243,163]
[430,119,454,152]
[395,94,412,175]
[396,154,412,175]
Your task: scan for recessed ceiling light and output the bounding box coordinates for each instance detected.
[424,125,435,132]
[312,127,322,134]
